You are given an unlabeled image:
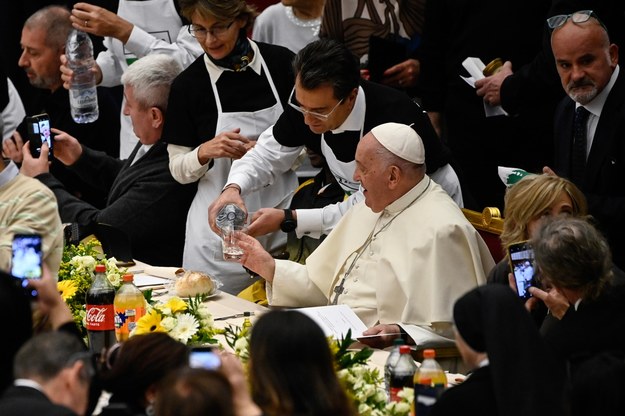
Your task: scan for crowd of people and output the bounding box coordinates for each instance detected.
[2,0,625,415]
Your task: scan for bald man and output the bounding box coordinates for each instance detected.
[546,12,625,270]
[236,123,493,349]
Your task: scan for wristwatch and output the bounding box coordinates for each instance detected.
[280,209,297,233]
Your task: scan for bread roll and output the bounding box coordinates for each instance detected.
[174,270,215,297]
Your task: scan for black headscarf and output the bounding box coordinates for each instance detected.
[454,285,567,416]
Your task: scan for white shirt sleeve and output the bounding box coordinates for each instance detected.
[167,143,210,184]
[295,190,363,239]
[227,125,303,193]
[124,25,202,68]
[96,38,124,87]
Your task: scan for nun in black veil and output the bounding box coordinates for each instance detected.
[430,285,567,416]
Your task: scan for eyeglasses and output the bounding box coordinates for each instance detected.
[288,88,344,121]
[547,10,597,29]
[188,21,234,40]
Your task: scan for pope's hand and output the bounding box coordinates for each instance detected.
[236,233,275,283]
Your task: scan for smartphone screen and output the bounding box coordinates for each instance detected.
[26,113,52,158]
[508,241,535,299]
[11,234,43,297]
[189,347,221,370]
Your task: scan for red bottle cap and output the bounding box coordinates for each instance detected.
[399,345,411,354]
[122,274,134,282]
[95,264,106,273]
[423,349,436,359]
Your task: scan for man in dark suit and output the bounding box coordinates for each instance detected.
[19,54,196,267]
[0,331,92,416]
[546,12,625,269]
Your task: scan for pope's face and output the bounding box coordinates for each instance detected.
[353,133,393,213]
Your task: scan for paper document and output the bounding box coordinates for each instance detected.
[460,57,508,117]
[297,305,368,339]
[132,273,171,287]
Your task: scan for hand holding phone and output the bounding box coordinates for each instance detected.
[189,346,221,370]
[508,241,536,299]
[11,234,43,298]
[26,113,53,158]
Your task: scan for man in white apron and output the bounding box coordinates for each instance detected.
[210,39,462,240]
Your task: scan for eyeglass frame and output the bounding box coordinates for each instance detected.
[546,10,606,31]
[287,88,345,121]
[188,20,235,40]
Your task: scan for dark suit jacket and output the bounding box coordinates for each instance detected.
[37,141,197,266]
[541,284,625,371]
[553,68,625,269]
[0,385,77,416]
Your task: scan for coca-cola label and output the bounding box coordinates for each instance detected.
[86,304,115,331]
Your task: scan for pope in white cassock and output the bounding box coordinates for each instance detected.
[237,122,495,347]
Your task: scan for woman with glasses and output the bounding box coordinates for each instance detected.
[163,0,298,294]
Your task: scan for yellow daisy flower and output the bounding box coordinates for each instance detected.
[135,309,165,335]
[164,297,188,314]
[57,280,78,301]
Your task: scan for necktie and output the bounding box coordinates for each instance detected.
[571,106,590,184]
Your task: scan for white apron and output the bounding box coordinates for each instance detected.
[112,0,185,159]
[183,53,297,294]
[320,122,364,195]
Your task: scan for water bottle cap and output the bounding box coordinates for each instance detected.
[399,345,411,354]
[95,264,106,273]
[122,274,134,282]
[423,349,436,359]
[393,338,405,346]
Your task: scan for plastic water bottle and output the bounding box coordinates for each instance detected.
[389,345,417,402]
[414,349,447,415]
[114,274,146,342]
[66,29,99,123]
[384,338,405,398]
[216,203,246,230]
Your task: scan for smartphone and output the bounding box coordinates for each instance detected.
[11,234,43,297]
[189,346,221,370]
[508,241,535,299]
[26,113,53,158]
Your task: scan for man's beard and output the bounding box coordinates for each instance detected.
[566,77,599,105]
[26,71,57,90]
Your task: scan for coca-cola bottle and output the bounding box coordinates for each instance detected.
[86,264,116,355]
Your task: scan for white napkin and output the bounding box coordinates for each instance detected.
[460,57,508,117]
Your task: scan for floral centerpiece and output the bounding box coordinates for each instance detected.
[130,295,219,345]
[57,240,125,333]
[58,241,220,346]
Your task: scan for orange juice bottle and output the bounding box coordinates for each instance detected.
[114,274,146,342]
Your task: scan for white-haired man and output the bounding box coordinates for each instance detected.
[19,54,196,267]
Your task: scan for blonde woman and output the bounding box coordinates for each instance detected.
[487,174,587,285]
